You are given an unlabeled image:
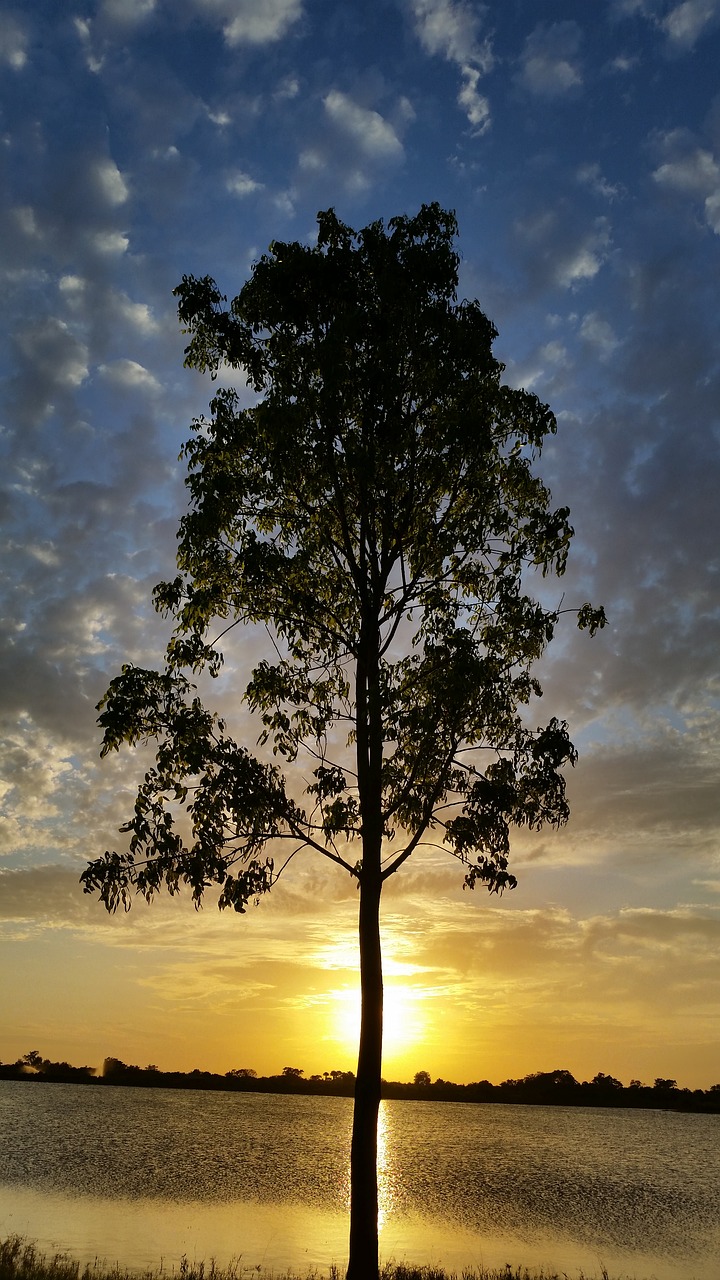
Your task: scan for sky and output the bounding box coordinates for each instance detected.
[0,0,719,1091]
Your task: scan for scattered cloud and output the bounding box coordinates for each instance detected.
[577,162,623,201]
[111,292,160,334]
[323,91,404,162]
[653,127,720,232]
[0,11,28,69]
[99,0,157,26]
[94,159,130,207]
[408,0,493,133]
[226,170,264,197]
[297,90,407,193]
[457,67,490,134]
[579,310,620,358]
[1,0,719,1092]
[97,359,162,393]
[188,0,302,46]
[89,230,130,254]
[518,21,583,97]
[15,318,89,392]
[613,0,720,48]
[513,208,611,291]
[661,0,719,48]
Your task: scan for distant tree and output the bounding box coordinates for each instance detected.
[414,1070,432,1087]
[523,1068,578,1089]
[22,1050,43,1069]
[226,1067,257,1078]
[102,1057,127,1077]
[281,1066,304,1078]
[653,1077,678,1090]
[590,1072,623,1089]
[82,205,604,1280]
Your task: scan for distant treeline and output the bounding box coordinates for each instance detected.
[2,1054,719,1113]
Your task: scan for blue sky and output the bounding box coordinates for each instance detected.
[1,0,719,1087]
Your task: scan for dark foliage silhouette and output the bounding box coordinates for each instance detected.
[81,205,605,1279]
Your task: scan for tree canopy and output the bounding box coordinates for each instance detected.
[83,204,603,917]
[82,203,605,1280]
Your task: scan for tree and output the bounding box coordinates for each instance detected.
[414,1070,432,1087]
[590,1071,623,1090]
[82,204,604,1280]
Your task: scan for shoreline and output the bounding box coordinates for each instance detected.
[2,1066,719,1115]
[0,1238,648,1280]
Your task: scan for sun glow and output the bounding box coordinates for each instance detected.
[328,981,429,1069]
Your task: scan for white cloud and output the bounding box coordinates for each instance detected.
[580,311,620,359]
[654,146,720,193]
[662,0,719,47]
[323,91,404,161]
[577,162,622,201]
[0,12,28,68]
[113,293,159,334]
[98,359,162,393]
[614,0,719,49]
[410,0,492,68]
[408,0,493,132]
[58,275,85,296]
[0,720,76,851]
[272,189,295,217]
[94,159,130,207]
[540,340,568,366]
[89,230,129,254]
[17,319,89,389]
[298,147,324,173]
[653,129,720,234]
[100,0,156,23]
[274,75,299,102]
[704,189,720,232]
[518,21,583,97]
[13,206,41,238]
[73,15,103,73]
[191,0,302,46]
[226,170,263,197]
[514,210,611,291]
[457,67,490,135]
[557,232,610,287]
[609,53,639,72]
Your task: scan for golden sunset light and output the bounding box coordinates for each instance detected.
[2,3,720,1278]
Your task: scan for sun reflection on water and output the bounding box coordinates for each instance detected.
[342,1101,396,1231]
[377,1101,394,1231]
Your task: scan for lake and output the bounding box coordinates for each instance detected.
[1,1081,718,1279]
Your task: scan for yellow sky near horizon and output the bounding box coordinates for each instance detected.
[3,836,719,1090]
[3,0,720,1159]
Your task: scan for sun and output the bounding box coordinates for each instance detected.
[327,981,430,1073]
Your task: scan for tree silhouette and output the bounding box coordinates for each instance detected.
[82,204,604,1280]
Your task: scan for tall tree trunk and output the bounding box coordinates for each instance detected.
[347,868,383,1280]
[350,574,384,1280]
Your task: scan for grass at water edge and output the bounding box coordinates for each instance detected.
[0,1237,648,1280]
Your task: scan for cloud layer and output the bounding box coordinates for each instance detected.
[0,0,719,1087]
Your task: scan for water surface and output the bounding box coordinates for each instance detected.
[1,1081,718,1279]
